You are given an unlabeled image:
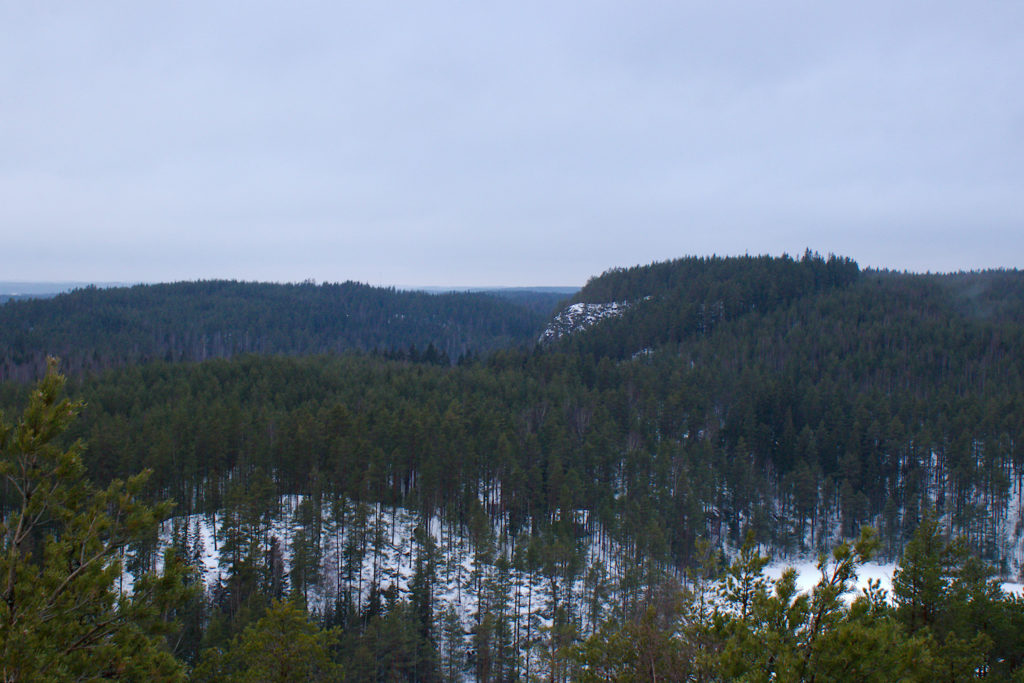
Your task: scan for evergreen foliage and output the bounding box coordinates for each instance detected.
[573,526,1024,681]
[0,359,190,680]
[0,280,560,381]
[192,599,341,682]
[2,254,1024,677]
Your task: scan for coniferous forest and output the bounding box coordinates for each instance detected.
[0,280,564,383]
[3,253,1024,680]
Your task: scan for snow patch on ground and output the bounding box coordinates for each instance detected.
[763,560,897,599]
[125,493,1023,683]
[764,559,1024,600]
[1000,467,1024,579]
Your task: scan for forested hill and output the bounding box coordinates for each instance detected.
[0,280,564,381]
[548,252,859,355]
[540,253,1024,564]
[3,253,1024,677]
[12,254,1017,565]
[5,257,1022,570]
[552,252,1024,359]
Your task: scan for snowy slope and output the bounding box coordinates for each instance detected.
[148,498,636,678]
[125,493,1024,682]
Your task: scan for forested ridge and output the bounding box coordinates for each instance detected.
[25,254,1021,567]
[0,280,565,382]
[3,253,1024,680]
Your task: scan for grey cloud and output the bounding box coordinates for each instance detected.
[1,1,1021,284]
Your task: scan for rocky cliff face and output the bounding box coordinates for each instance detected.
[538,301,629,343]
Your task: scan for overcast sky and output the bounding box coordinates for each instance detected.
[2,1,1021,286]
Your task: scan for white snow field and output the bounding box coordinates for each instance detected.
[764,559,1023,600]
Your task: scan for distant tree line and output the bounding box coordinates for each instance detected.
[0,280,564,382]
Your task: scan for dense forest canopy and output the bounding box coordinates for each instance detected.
[3,253,1021,563]
[0,280,567,381]
[572,252,860,305]
[2,252,1024,679]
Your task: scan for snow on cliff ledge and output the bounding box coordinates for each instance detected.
[539,301,629,343]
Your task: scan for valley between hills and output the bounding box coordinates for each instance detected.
[3,252,1024,680]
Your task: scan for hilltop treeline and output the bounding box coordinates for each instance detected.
[0,280,563,381]
[573,251,859,306]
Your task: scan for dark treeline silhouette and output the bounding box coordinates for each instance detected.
[0,279,562,381]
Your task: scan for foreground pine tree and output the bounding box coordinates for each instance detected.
[0,358,190,681]
[191,599,341,682]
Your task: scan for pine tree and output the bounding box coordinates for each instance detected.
[438,604,467,682]
[409,522,440,679]
[290,497,322,603]
[0,358,191,679]
[191,598,340,682]
[893,511,957,632]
